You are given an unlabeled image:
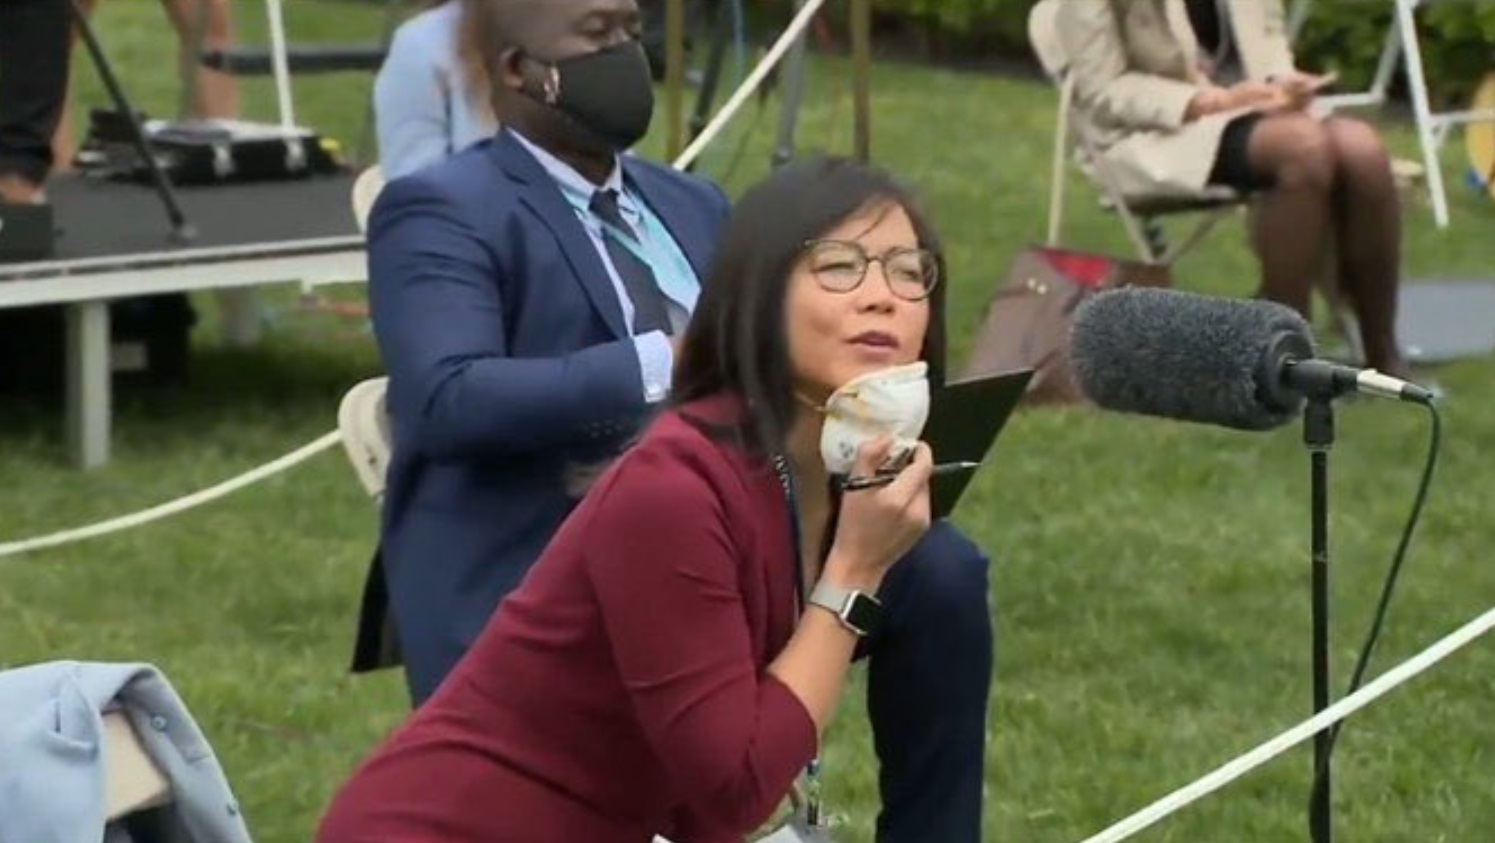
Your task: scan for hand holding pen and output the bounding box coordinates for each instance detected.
[824,439,935,583]
[839,459,981,491]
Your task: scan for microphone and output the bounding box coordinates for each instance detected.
[1068,287,1434,431]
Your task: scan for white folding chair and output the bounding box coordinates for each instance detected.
[350,165,386,235]
[1027,0,1244,267]
[337,166,385,487]
[337,377,391,502]
[1288,0,1490,229]
[1027,0,1363,358]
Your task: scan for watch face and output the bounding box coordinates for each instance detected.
[843,594,883,635]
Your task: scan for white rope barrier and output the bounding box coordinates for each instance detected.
[671,0,830,171]
[0,430,341,559]
[1076,604,1495,843]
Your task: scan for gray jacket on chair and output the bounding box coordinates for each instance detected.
[0,661,253,843]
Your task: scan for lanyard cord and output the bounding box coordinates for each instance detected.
[770,454,826,827]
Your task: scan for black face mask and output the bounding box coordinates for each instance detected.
[522,40,655,153]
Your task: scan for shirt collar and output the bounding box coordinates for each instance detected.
[507,128,627,210]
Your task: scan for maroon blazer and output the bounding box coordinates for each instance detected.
[316,395,818,843]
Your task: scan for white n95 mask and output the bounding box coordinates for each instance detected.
[817,361,930,476]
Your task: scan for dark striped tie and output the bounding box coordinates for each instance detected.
[590,189,671,335]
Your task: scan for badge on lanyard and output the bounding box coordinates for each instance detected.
[769,456,836,840]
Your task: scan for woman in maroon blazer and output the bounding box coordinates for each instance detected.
[316,155,949,843]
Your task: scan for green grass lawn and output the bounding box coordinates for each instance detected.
[2,2,1493,841]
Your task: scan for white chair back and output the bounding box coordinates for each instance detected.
[1028,0,1077,246]
[337,377,391,501]
[351,165,386,234]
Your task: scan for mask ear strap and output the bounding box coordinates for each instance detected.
[794,391,829,414]
[515,51,562,105]
[540,64,561,105]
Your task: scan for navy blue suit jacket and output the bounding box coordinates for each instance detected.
[353,132,731,702]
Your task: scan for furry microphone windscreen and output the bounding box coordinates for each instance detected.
[1068,287,1315,432]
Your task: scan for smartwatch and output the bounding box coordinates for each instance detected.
[809,581,884,638]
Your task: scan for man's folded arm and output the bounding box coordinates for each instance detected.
[367,177,657,461]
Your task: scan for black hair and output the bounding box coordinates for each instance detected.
[671,155,949,457]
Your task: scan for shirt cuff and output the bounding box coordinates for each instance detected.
[634,331,674,405]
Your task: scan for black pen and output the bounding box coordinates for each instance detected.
[839,460,981,491]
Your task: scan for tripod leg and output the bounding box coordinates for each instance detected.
[771,0,811,168]
[850,0,870,162]
[1304,401,1335,843]
[687,0,735,161]
[69,0,197,244]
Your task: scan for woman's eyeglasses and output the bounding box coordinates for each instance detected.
[802,239,940,302]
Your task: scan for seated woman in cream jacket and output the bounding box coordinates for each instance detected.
[1057,0,1408,378]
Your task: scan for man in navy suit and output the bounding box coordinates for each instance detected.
[354,1,993,840]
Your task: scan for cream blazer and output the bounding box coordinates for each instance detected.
[1051,0,1299,197]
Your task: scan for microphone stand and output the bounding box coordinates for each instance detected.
[1277,347,1432,843]
[1303,396,1334,843]
[686,0,735,165]
[771,0,812,168]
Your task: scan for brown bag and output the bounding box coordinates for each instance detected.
[960,245,1173,405]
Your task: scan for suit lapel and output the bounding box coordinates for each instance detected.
[1160,0,1202,81]
[492,132,629,339]
[623,160,715,281]
[1222,0,1271,80]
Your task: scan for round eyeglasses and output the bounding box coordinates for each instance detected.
[802,239,940,302]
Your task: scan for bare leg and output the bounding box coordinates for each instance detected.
[1242,112,1338,319]
[160,0,240,120]
[51,0,239,168]
[50,85,77,172]
[1323,117,1407,376]
[50,0,98,173]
